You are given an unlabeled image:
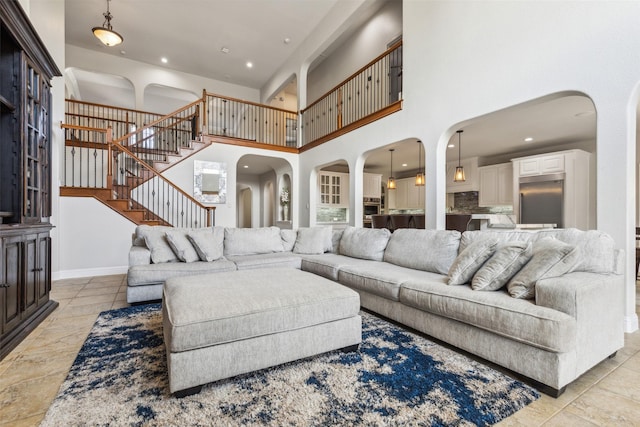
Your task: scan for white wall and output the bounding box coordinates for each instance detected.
[58,197,136,278]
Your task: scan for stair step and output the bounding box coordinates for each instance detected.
[106,199,130,210]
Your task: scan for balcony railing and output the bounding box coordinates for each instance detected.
[301,41,402,147]
[65,100,163,142]
[204,92,298,148]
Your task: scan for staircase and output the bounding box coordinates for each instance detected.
[61,100,215,227]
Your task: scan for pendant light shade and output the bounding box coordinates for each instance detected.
[387,149,396,190]
[92,0,124,47]
[453,130,466,182]
[415,140,425,186]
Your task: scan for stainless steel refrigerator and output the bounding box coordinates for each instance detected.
[519,173,564,228]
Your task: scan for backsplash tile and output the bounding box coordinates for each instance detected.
[452,192,513,215]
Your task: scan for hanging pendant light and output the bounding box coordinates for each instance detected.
[387,149,396,190]
[453,130,466,182]
[415,140,425,186]
[92,0,124,47]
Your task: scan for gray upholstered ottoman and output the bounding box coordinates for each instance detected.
[162,268,362,396]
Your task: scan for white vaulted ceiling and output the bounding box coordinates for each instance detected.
[65,0,340,89]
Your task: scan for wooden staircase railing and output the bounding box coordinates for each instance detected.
[62,125,215,227]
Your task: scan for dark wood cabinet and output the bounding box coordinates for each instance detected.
[0,2,60,360]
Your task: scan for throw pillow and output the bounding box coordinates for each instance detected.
[293,227,332,254]
[137,225,178,264]
[507,237,579,299]
[471,241,532,291]
[447,238,498,285]
[165,229,200,263]
[187,227,225,262]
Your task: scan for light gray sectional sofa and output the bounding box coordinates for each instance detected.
[127,224,624,396]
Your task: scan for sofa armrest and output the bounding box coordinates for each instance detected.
[129,245,151,266]
[536,271,624,374]
[536,272,623,319]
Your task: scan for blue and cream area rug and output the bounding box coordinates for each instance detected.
[41,303,539,426]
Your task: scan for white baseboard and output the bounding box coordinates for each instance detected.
[624,314,639,333]
[53,266,128,281]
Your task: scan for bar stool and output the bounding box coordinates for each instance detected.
[371,215,390,229]
[390,214,411,231]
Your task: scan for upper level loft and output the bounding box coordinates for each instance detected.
[64,40,403,153]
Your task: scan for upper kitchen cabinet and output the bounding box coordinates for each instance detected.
[363,173,382,199]
[517,153,565,176]
[318,171,349,208]
[511,150,594,230]
[446,157,479,193]
[478,163,513,207]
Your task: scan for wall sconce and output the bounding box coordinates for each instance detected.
[454,130,466,182]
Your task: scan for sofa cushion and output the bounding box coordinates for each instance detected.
[339,262,447,301]
[383,229,460,274]
[165,229,200,263]
[533,228,615,274]
[460,230,535,252]
[293,227,332,255]
[447,238,498,285]
[137,225,179,264]
[280,229,297,251]
[508,238,579,299]
[127,259,237,287]
[330,229,344,253]
[472,241,532,291]
[300,253,373,281]
[339,226,391,261]
[187,227,225,262]
[399,279,577,353]
[226,252,302,270]
[224,226,284,256]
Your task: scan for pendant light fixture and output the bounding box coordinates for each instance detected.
[387,149,396,190]
[453,130,466,182]
[92,0,124,47]
[415,140,425,186]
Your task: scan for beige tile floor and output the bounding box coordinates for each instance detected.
[1,275,639,426]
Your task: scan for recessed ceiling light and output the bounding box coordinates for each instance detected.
[246,61,253,68]
[524,137,534,142]
[243,165,249,169]
[283,37,291,44]
[402,163,408,167]
[221,47,230,54]
[161,57,168,64]
[575,110,594,117]
[120,50,126,55]
[448,144,455,148]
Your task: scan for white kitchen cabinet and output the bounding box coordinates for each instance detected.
[387,177,425,210]
[517,153,565,177]
[318,172,349,207]
[363,173,382,198]
[478,163,513,206]
[446,157,479,193]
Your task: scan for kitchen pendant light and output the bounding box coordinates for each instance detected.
[92,0,124,47]
[453,130,466,182]
[415,140,425,186]
[387,149,396,190]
